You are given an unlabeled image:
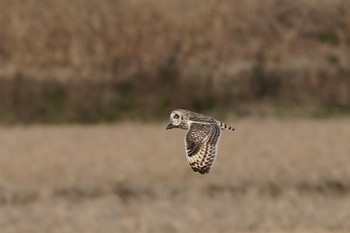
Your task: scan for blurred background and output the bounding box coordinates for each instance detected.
[0,0,349,123]
[0,0,350,232]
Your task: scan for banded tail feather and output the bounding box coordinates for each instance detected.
[218,121,235,131]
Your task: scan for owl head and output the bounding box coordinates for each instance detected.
[166,110,183,130]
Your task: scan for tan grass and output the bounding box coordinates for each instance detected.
[0,0,350,122]
[1,0,349,81]
[0,119,349,232]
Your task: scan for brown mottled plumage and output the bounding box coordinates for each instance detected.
[166,109,235,174]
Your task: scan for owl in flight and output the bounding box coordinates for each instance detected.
[166,109,235,174]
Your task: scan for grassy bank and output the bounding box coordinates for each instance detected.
[0,0,349,123]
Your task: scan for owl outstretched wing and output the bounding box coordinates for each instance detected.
[185,123,221,174]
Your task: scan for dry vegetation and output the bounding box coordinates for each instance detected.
[0,0,350,122]
[0,119,350,233]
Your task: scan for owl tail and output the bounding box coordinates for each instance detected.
[217,121,236,132]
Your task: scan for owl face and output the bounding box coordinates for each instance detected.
[166,110,183,130]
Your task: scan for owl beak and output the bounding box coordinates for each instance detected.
[166,123,175,130]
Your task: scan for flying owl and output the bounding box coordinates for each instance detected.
[166,109,235,174]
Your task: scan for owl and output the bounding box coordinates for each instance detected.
[166,109,235,174]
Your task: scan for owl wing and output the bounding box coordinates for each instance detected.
[185,123,221,174]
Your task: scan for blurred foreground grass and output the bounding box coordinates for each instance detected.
[0,119,349,232]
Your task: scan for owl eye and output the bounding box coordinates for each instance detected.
[173,114,179,119]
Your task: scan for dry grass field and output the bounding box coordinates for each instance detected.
[1,0,350,123]
[0,118,350,233]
